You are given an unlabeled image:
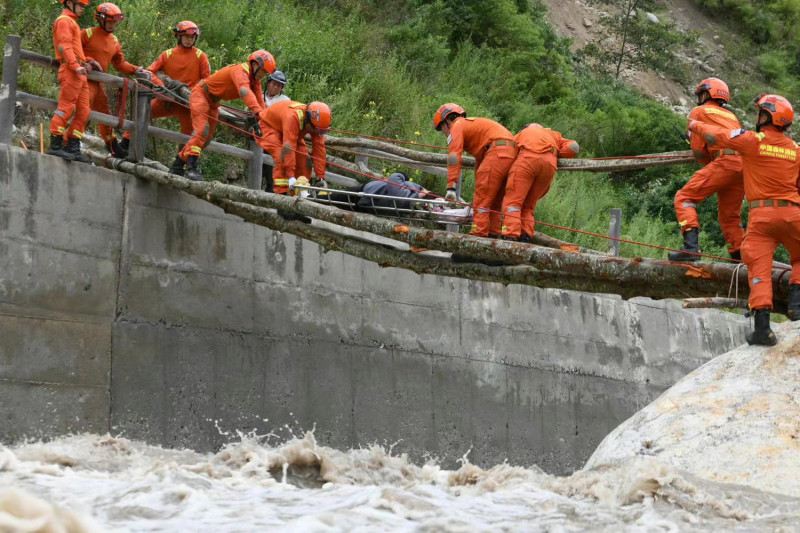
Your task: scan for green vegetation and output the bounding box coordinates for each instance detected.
[0,0,789,261]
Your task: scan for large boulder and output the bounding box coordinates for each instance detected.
[586,321,800,497]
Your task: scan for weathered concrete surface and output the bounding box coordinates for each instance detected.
[586,321,800,496]
[0,144,750,474]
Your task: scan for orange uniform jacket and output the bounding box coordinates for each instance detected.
[147,46,210,88]
[200,63,265,113]
[446,117,515,188]
[260,100,327,179]
[81,26,138,75]
[516,125,577,161]
[690,123,800,204]
[688,102,742,164]
[53,10,85,71]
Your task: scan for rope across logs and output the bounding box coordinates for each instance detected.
[86,150,790,312]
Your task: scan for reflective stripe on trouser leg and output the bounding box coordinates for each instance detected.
[51,65,90,137]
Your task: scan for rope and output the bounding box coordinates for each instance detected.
[728,262,745,300]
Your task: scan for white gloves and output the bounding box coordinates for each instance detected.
[288,177,297,191]
[445,188,457,202]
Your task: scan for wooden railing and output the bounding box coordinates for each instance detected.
[0,34,360,190]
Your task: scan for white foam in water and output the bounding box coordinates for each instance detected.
[1,433,799,532]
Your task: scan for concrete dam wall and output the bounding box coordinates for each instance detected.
[0,144,749,474]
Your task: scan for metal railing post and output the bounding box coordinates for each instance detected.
[0,35,22,145]
[247,138,262,190]
[129,85,151,162]
[609,208,622,256]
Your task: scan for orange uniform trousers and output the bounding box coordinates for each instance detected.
[151,99,193,135]
[179,86,219,161]
[87,81,117,142]
[741,205,800,310]
[258,128,312,195]
[674,155,744,253]
[49,64,91,140]
[501,150,556,239]
[471,145,517,237]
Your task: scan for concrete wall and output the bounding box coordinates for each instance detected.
[0,144,749,474]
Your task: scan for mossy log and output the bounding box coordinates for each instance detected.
[86,149,792,312]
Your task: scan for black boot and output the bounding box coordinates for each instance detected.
[668,227,701,262]
[729,250,742,261]
[106,138,128,159]
[518,234,533,244]
[788,284,800,321]
[119,137,130,153]
[185,155,203,181]
[169,155,186,176]
[746,308,777,346]
[47,134,75,161]
[66,137,92,164]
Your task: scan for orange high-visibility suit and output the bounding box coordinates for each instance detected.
[501,125,577,239]
[257,101,327,194]
[49,9,91,141]
[446,117,517,237]
[675,102,745,254]
[81,26,139,142]
[146,46,211,134]
[179,63,265,161]
[690,121,800,310]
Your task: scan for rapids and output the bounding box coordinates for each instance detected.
[1,433,798,532]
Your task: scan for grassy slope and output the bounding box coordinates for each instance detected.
[3,0,790,260]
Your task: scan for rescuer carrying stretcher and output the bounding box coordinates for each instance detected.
[501,123,578,242]
[670,78,745,262]
[81,2,152,159]
[434,104,518,238]
[179,50,276,181]
[688,94,800,345]
[256,100,331,195]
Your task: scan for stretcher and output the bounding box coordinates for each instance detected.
[293,185,473,227]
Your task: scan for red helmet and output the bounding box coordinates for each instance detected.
[755,94,794,128]
[173,21,200,36]
[306,102,332,131]
[433,103,466,130]
[695,78,730,103]
[248,50,276,76]
[95,3,124,28]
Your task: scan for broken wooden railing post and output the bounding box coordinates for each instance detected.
[609,208,622,256]
[247,137,263,190]
[0,35,22,146]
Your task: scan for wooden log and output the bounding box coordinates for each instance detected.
[86,149,797,309]
[682,298,748,310]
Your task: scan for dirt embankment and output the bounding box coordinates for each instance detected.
[542,0,731,114]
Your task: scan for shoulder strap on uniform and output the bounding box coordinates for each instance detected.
[85,27,93,38]
[112,34,119,44]
[241,63,250,75]
[756,132,766,141]
[195,48,204,57]
[56,15,79,27]
[165,49,173,58]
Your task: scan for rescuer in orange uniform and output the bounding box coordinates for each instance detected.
[433,104,518,237]
[179,50,275,181]
[142,21,210,175]
[47,0,96,164]
[670,78,746,262]
[257,100,331,194]
[81,2,151,158]
[500,124,579,242]
[689,94,800,345]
